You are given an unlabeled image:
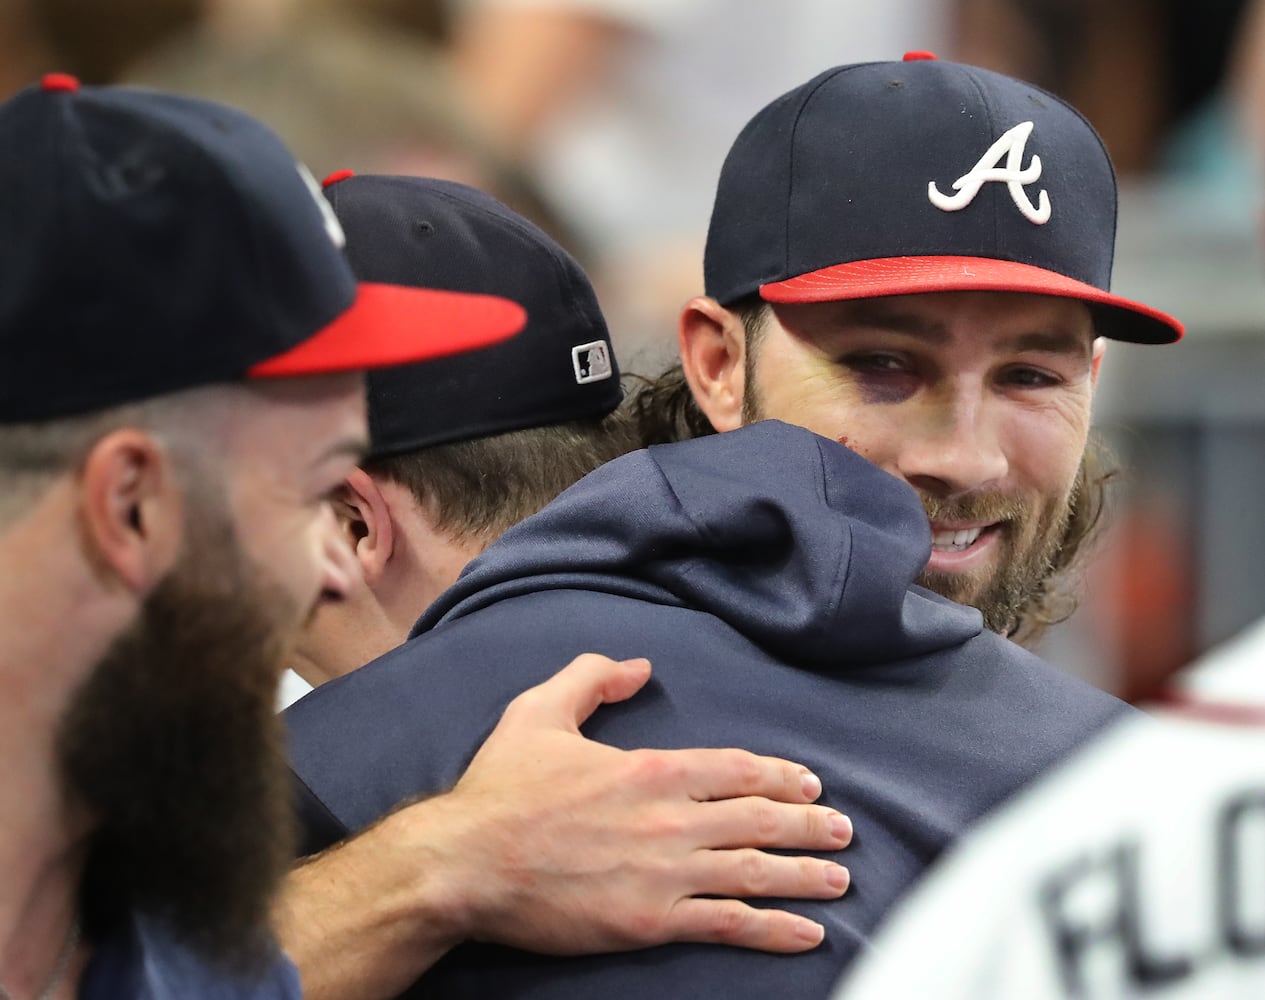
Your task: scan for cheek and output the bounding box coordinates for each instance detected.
[239,513,328,615]
[832,417,893,467]
[292,515,334,605]
[1005,405,1091,501]
[754,359,882,445]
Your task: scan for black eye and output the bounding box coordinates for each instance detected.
[848,353,907,373]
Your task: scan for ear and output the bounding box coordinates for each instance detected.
[338,467,396,587]
[1090,337,1107,386]
[678,296,747,433]
[78,430,183,593]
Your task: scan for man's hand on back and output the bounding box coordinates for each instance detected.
[278,654,851,1000]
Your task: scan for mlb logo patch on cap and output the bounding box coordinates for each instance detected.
[572,341,613,385]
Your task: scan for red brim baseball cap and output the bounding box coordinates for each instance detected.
[248,281,525,378]
[0,76,527,422]
[760,256,1180,345]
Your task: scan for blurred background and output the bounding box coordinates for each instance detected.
[9,0,1264,701]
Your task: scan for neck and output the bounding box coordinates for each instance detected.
[0,826,89,1000]
[385,513,486,627]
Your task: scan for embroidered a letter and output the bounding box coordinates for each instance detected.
[928,121,1051,224]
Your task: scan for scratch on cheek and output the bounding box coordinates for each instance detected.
[836,436,874,462]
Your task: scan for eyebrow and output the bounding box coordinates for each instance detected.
[1006,329,1092,356]
[842,303,950,342]
[840,303,1093,356]
[313,435,370,467]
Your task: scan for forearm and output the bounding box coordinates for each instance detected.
[275,798,474,1000]
[274,656,851,997]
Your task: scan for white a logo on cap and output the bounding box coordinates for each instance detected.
[927,121,1051,225]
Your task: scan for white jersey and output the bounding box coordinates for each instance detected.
[833,621,1265,1000]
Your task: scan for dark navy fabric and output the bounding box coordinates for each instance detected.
[285,420,1132,999]
[79,911,300,1000]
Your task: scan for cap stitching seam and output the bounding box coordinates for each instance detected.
[784,66,862,285]
[423,185,609,355]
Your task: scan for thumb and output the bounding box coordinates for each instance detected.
[510,654,653,733]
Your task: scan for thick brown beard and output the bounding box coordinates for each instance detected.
[915,486,1075,638]
[742,346,1077,638]
[56,495,298,972]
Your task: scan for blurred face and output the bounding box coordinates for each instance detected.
[56,374,367,967]
[224,375,368,630]
[743,291,1102,635]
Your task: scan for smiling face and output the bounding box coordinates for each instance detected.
[56,374,370,965]
[691,290,1104,635]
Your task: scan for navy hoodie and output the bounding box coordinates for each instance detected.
[285,420,1131,998]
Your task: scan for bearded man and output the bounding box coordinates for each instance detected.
[634,51,1181,649]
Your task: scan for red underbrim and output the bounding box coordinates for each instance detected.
[760,256,1183,344]
[248,282,527,378]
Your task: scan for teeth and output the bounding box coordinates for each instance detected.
[931,526,983,552]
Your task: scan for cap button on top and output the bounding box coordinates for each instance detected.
[902,51,938,61]
[41,73,80,92]
[321,169,356,189]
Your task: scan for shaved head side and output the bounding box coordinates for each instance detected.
[0,386,242,531]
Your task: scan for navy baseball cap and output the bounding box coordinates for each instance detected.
[705,53,1183,344]
[320,172,622,457]
[0,75,526,423]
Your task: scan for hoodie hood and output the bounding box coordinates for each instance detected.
[414,420,982,666]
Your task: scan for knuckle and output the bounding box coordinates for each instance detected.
[502,686,541,718]
[751,801,782,843]
[806,805,829,844]
[735,848,772,895]
[628,749,688,791]
[729,751,765,796]
[638,805,688,842]
[800,856,826,891]
[708,901,753,944]
[624,907,664,946]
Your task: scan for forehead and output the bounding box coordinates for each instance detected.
[768,291,1096,351]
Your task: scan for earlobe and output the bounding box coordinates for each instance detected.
[1090,337,1107,386]
[678,296,746,433]
[78,430,181,593]
[342,468,394,586]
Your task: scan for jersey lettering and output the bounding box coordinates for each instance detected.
[1037,784,1265,996]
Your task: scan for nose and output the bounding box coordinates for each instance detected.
[317,503,362,602]
[893,388,1009,497]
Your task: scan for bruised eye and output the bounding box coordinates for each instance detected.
[845,352,910,374]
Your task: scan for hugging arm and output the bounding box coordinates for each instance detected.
[275,654,852,1000]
